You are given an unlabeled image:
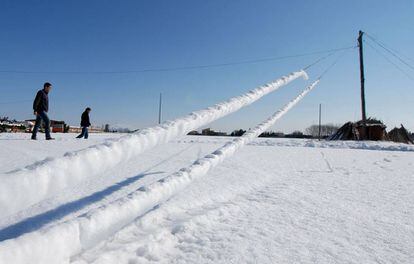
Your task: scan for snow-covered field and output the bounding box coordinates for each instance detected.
[0,133,413,263]
[0,71,306,220]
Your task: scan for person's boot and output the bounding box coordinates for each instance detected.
[46,137,55,140]
[31,136,37,140]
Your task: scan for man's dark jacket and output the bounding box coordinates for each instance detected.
[33,89,49,113]
[81,111,91,127]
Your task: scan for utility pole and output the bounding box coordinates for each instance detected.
[318,103,322,141]
[358,30,367,138]
[158,93,162,124]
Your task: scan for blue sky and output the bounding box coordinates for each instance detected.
[0,0,413,132]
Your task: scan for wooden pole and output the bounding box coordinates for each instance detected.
[158,93,162,124]
[358,30,367,138]
[318,103,322,140]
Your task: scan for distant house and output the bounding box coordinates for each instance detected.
[201,128,227,136]
[0,120,29,133]
[26,119,67,133]
[188,128,227,136]
[259,131,284,138]
[89,127,104,133]
[51,120,66,133]
[187,130,200,135]
[68,126,104,133]
[68,126,82,133]
[1,118,105,134]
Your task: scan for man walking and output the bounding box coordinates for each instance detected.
[31,82,54,140]
[76,107,92,139]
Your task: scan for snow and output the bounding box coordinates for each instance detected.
[0,70,307,218]
[0,79,318,263]
[74,141,414,264]
[77,147,414,264]
[0,133,124,174]
[0,132,413,263]
[1,77,414,263]
[178,136,414,153]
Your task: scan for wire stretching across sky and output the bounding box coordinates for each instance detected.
[0,46,355,75]
[0,45,354,105]
[364,32,414,72]
[0,48,354,105]
[364,40,414,82]
[316,48,354,80]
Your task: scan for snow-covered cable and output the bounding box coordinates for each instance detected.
[0,80,319,264]
[0,70,307,217]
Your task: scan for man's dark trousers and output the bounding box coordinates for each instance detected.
[76,127,89,139]
[31,111,51,139]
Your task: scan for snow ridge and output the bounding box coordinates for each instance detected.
[0,70,307,218]
[0,80,319,264]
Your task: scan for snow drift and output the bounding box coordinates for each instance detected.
[0,70,307,218]
[0,80,319,264]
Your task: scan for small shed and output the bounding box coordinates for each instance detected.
[355,119,387,141]
[329,118,387,141]
[50,120,66,133]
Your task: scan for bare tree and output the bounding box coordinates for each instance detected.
[305,124,340,137]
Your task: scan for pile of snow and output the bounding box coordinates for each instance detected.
[0,70,307,217]
[0,80,318,264]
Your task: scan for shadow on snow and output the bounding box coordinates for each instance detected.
[0,171,164,242]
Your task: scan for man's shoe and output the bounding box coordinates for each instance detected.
[31,137,37,140]
[46,138,55,140]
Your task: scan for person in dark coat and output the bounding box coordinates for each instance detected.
[31,82,54,140]
[76,107,92,139]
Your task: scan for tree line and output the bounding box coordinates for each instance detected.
[188,124,341,139]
